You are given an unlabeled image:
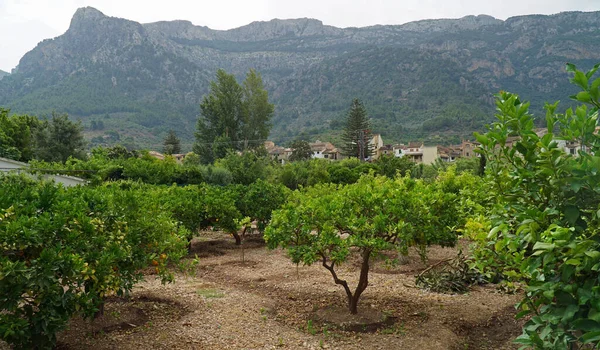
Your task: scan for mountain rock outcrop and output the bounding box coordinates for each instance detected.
[1,7,598,148]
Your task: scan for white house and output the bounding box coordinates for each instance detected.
[0,157,87,187]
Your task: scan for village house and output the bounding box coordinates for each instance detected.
[264,141,292,164]
[309,140,342,160]
[369,134,385,160]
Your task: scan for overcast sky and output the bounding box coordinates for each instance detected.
[0,0,598,72]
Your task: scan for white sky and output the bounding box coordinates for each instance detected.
[0,0,599,72]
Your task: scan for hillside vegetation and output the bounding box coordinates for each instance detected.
[0,8,599,148]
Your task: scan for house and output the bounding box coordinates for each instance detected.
[0,157,87,187]
[264,141,292,164]
[309,140,341,160]
[369,134,384,160]
[378,144,395,158]
[437,145,462,162]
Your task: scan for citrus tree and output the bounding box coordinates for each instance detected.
[0,176,188,349]
[265,173,463,314]
[473,63,600,348]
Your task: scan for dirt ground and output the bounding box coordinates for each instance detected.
[5,234,525,349]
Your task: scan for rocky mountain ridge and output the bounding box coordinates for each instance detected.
[1,7,599,149]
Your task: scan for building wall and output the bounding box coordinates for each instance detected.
[422,146,438,165]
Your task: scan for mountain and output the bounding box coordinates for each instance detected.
[0,70,8,80]
[1,7,599,149]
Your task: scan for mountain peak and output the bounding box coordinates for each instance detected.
[72,7,106,22]
[68,7,109,32]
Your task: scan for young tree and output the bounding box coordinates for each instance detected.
[266,174,462,314]
[341,99,373,160]
[288,139,313,162]
[163,130,181,155]
[194,69,273,163]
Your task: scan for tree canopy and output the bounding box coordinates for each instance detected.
[288,140,312,162]
[194,69,274,164]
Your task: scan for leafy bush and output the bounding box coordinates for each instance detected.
[0,175,187,349]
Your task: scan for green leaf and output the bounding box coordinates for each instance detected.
[572,319,600,332]
[565,259,581,266]
[573,71,589,90]
[576,91,592,103]
[566,63,577,73]
[564,206,580,225]
[581,330,600,344]
[533,242,555,251]
[585,251,600,260]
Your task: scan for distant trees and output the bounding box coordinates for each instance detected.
[163,130,181,155]
[194,69,274,164]
[341,99,373,160]
[35,113,86,162]
[288,140,312,162]
[0,108,40,161]
[0,109,85,163]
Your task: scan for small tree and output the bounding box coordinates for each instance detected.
[288,140,313,162]
[163,130,181,155]
[341,99,373,160]
[266,174,461,314]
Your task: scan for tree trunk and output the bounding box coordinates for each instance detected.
[94,299,105,319]
[349,249,371,314]
[232,231,241,245]
[322,249,372,315]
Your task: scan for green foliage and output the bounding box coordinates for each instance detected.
[163,130,181,155]
[0,175,187,349]
[472,63,600,348]
[216,150,271,185]
[265,172,466,313]
[288,139,313,162]
[194,69,274,163]
[233,179,290,231]
[0,109,86,163]
[0,109,41,161]
[374,155,415,178]
[341,98,373,159]
[34,113,87,162]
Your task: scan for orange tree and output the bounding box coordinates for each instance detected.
[473,63,600,348]
[0,176,188,349]
[265,173,463,314]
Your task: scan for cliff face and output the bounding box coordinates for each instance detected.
[1,7,599,147]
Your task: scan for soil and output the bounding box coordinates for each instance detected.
[1,234,525,349]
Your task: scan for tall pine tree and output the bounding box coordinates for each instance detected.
[341,99,373,160]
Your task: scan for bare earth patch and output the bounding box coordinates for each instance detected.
[2,234,524,349]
